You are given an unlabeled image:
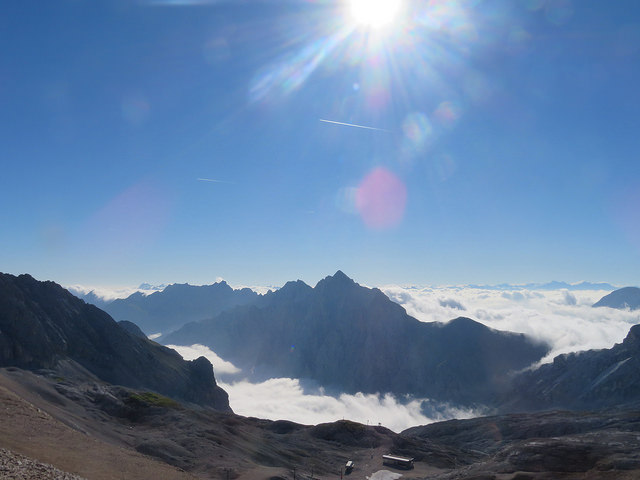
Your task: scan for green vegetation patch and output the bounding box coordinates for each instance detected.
[127,391,181,409]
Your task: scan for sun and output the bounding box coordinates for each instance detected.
[348,0,403,29]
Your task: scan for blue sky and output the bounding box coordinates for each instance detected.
[2,0,640,288]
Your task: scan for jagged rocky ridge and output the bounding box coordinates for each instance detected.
[101,281,259,335]
[0,272,230,411]
[164,271,549,407]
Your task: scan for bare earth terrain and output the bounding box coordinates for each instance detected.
[0,370,197,480]
[2,366,640,480]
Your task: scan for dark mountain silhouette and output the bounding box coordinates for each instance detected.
[103,281,260,335]
[0,272,230,410]
[593,286,640,310]
[502,324,640,412]
[118,320,148,339]
[164,271,549,407]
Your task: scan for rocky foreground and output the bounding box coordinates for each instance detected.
[0,448,87,480]
[2,366,640,480]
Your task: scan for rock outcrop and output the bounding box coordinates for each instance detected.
[164,271,549,407]
[502,324,640,411]
[102,281,259,335]
[0,273,231,411]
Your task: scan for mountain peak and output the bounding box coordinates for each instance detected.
[316,270,355,288]
[333,270,349,280]
[266,280,312,303]
[623,324,640,349]
[278,279,312,294]
[593,287,640,310]
[444,317,487,331]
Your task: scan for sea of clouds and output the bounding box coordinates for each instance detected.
[167,284,639,432]
[168,343,476,432]
[72,280,640,432]
[380,285,639,363]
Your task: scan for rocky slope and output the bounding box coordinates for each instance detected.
[0,447,88,480]
[402,408,640,479]
[3,366,640,480]
[164,271,549,407]
[0,272,230,410]
[501,324,640,412]
[102,281,259,334]
[593,286,640,310]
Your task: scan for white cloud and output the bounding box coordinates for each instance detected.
[438,298,466,310]
[229,284,278,295]
[380,285,639,362]
[167,342,477,432]
[218,377,476,433]
[167,343,242,375]
[66,284,154,302]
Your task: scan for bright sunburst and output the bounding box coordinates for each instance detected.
[348,0,403,29]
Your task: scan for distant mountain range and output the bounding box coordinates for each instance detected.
[0,272,230,411]
[70,278,619,337]
[468,280,616,291]
[101,281,259,335]
[593,286,640,311]
[163,271,550,407]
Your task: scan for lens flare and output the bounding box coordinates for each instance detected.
[434,101,461,127]
[335,186,359,214]
[356,167,407,229]
[121,96,150,126]
[401,112,433,160]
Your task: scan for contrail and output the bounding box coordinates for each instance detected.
[319,118,389,132]
[197,178,235,184]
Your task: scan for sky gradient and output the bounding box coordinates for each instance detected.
[2,0,640,288]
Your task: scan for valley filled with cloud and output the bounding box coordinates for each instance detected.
[169,343,477,433]
[166,282,639,432]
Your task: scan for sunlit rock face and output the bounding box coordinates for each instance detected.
[164,270,549,408]
[0,272,231,411]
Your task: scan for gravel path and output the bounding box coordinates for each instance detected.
[0,448,87,480]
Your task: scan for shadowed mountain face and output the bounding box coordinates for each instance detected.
[593,286,640,311]
[0,273,230,411]
[102,281,260,335]
[164,271,549,407]
[502,324,640,412]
